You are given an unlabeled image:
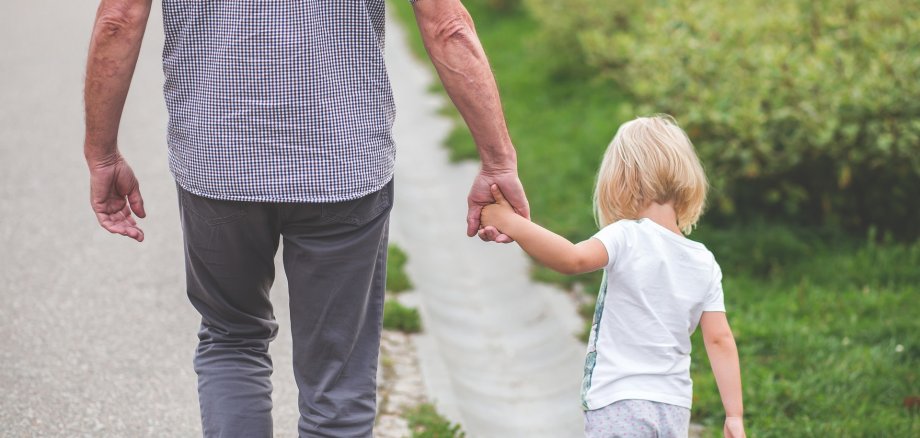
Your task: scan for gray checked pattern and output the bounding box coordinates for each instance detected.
[161,0,395,203]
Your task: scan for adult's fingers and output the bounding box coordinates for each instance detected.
[466,204,482,237]
[129,226,145,242]
[128,183,146,218]
[478,226,514,244]
[499,179,530,220]
[478,226,499,241]
[98,212,144,242]
[118,222,144,242]
[494,233,513,244]
[120,224,145,242]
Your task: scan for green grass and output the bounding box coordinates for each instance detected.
[406,403,466,438]
[386,244,413,293]
[383,299,423,333]
[384,244,420,332]
[689,233,920,436]
[390,2,919,435]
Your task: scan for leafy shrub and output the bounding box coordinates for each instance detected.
[386,244,413,293]
[527,0,920,239]
[406,403,465,438]
[383,300,422,333]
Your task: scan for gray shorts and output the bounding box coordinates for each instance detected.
[585,399,691,438]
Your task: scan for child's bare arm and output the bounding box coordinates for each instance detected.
[481,185,608,275]
[701,311,746,437]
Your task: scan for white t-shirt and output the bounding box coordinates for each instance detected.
[581,219,724,411]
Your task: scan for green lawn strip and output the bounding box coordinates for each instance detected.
[384,244,421,333]
[386,244,413,293]
[383,299,422,334]
[405,403,466,438]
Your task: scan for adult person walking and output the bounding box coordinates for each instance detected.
[83,0,529,436]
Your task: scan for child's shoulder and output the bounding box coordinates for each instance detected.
[602,219,717,255]
[595,219,641,241]
[599,218,643,232]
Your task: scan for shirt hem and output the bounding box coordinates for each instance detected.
[585,390,692,411]
[172,174,394,204]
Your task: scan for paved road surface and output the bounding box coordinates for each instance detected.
[0,2,586,436]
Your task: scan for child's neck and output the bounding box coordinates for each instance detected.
[639,202,683,236]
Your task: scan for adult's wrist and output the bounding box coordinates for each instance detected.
[480,157,517,175]
[84,146,121,169]
[479,141,517,171]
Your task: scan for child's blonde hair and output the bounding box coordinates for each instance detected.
[593,115,708,234]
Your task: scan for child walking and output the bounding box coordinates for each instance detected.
[481,115,745,438]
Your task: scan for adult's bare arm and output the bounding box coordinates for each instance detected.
[411,0,529,242]
[84,0,152,242]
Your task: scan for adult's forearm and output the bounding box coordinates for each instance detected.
[413,2,516,170]
[84,0,151,164]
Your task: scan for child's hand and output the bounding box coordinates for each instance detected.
[724,416,745,438]
[480,184,517,231]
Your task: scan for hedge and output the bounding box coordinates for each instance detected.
[526,0,920,238]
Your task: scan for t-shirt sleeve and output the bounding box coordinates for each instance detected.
[703,261,726,312]
[591,221,628,270]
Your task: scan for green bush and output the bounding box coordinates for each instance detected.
[406,403,465,438]
[386,244,413,293]
[383,300,422,333]
[480,0,520,13]
[527,0,920,239]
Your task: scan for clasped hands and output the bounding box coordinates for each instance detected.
[468,168,526,243]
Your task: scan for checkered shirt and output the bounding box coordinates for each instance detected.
[161,0,395,202]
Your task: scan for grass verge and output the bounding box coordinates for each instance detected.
[387,244,413,293]
[384,244,421,333]
[383,300,422,333]
[406,403,466,438]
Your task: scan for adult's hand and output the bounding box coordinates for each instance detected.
[467,168,529,243]
[88,154,146,242]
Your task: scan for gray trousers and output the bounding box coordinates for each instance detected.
[176,181,393,438]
